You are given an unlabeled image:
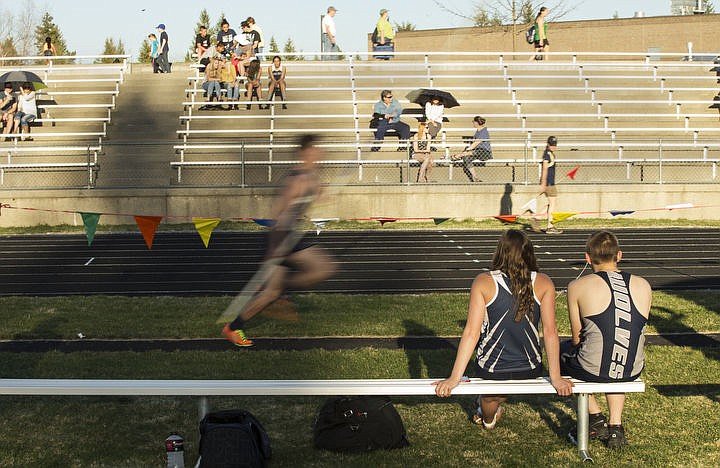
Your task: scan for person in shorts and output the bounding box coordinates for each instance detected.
[539,135,561,233]
[13,83,37,140]
[532,7,550,61]
[562,230,652,448]
[0,83,17,138]
[434,230,573,429]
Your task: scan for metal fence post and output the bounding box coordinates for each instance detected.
[658,139,663,184]
[86,145,93,188]
[241,141,246,187]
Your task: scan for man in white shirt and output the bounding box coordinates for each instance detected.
[321,6,339,60]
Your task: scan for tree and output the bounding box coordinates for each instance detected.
[283,37,301,60]
[34,11,73,57]
[473,8,503,27]
[138,38,151,64]
[97,37,125,63]
[268,36,280,54]
[0,37,19,65]
[394,21,417,32]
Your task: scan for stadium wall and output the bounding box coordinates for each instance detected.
[392,14,720,55]
[0,185,715,226]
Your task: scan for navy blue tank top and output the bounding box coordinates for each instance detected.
[476,271,542,373]
[576,271,647,381]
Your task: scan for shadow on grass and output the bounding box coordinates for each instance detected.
[653,384,720,404]
[650,305,719,363]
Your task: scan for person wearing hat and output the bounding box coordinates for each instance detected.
[321,6,339,60]
[376,9,395,45]
[539,135,562,234]
[156,23,170,73]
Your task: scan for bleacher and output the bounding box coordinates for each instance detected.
[0,55,129,188]
[173,51,720,186]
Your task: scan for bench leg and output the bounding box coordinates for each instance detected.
[577,393,593,462]
[198,396,210,423]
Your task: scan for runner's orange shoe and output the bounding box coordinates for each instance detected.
[222,324,254,347]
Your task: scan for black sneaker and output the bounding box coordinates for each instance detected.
[606,425,627,449]
[568,413,609,446]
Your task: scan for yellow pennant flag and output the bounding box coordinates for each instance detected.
[193,218,221,248]
[551,212,578,224]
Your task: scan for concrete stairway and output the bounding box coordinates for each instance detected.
[97,67,187,188]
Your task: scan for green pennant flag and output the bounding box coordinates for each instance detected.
[80,212,101,246]
[433,218,450,225]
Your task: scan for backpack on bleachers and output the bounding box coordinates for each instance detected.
[313,396,410,452]
[371,27,379,45]
[526,26,536,44]
[198,409,272,468]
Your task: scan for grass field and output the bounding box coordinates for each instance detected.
[0,292,718,466]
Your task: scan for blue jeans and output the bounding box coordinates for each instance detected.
[205,81,221,99]
[14,111,36,126]
[322,34,339,60]
[224,83,240,100]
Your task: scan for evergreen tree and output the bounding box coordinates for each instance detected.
[138,38,151,63]
[283,37,298,60]
[394,21,416,32]
[268,36,280,54]
[97,37,125,63]
[34,11,73,57]
[0,37,20,65]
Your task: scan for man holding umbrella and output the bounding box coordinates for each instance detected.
[371,89,410,151]
[0,83,17,139]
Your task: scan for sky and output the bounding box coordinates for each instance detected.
[16,0,678,62]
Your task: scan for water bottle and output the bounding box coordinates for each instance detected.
[165,434,185,468]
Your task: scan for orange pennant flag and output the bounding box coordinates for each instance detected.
[193,218,222,248]
[134,216,163,250]
[494,215,518,224]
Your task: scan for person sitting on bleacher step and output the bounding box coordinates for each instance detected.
[371,89,410,151]
[0,83,17,140]
[13,83,37,141]
[199,43,226,110]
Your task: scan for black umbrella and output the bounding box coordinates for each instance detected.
[0,70,47,90]
[405,88,460,108]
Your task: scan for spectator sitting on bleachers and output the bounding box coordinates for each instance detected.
[240,21,261,57]
[425,97,444,140]
[13,83,37,141]
[412,122,433,182]
[231,49,252,79]
[221,60,241,110]
[0,83,17,139]
[217,20,237,51]
[245,58,262,110]
[195,26,210,71]
[371,89,410,151]
[450,116,493,182]
[200,43,226,110]
[267,55,287,109]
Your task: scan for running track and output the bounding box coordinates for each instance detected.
[1,228,719,296]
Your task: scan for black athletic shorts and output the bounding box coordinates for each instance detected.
[474,363,545,380]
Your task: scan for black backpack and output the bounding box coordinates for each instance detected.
[526,25,536,44]
[371,27,379,44]
[313,396,410,452]
[198,410,272,468]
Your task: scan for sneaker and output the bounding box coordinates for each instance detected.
[606,425,627,449]
[567,413,610,446]
[472,406,503,429]
[221,324,254,347]
[545,226,563,234]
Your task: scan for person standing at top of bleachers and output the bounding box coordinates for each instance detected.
[375,8,395,45]
[217,20,236,52]
[321,6,339,60]
[41,36,57,65]
[155,23,170,73]
[147,34,159,73]
[371,89,411,151]
[195,26,210,64]
[0,83,17,139]
[246,17,264,58]
[240,21,261,57]
[531,6,549,61]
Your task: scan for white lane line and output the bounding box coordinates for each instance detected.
[84,257,95,266]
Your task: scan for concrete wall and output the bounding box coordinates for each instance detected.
[0,184,715,226]
[392,14,720,56]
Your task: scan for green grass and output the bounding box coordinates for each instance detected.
[1,217,719,235]
[0,346,717,466]
[0,290,717,340]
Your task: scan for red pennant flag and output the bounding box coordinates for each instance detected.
[566,166,580,180]
[494,215,518,224]
[134,216,163,249]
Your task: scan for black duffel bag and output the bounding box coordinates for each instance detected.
[198,409,271,468]
[313,396,410,452]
